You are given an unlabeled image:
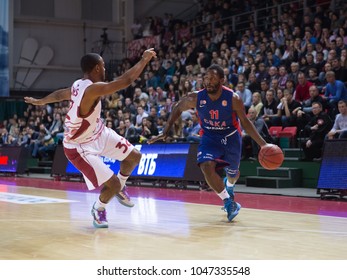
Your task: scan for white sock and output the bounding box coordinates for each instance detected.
[117,171,129,190]
[226,179,235,188]
[217,189,230,200]
[94,198,107,210]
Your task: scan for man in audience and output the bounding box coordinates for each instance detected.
[260,89,279,127]
[183,112,201,143]
[324,71,347,118]
[236,81,252,112]
[277,89,301,127]
[326,100,347,139]
[242,107,272,159]
[302,102,332,161]
[295,72,313,103]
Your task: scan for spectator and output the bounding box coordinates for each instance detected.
[302,102,332,161]
[315,50,326,73]
[259,79,270,102]
[268,66,280,87]
[256,63,270,83]
[236,81,252,112]
[0,128,9,146]
[247,72,260,93]
[319,62,332,84]
[116,120,126,137]
[307,67,323,91]
[156,86,167,102]
[29,128,48,159]
[131,18,143,39]
[156,115,167,134]
[249,92,263,117]
[242,107,272,159]
[265,50,281,67]
[139,117,158,143]
[324,71,347,118]
[278,66,288,90]
[135,106,149,128]
[306,53,317,73]
[295,72,313,103]
[124,118,139,144]
[49,113,63,137]
[260,89,279,127]
[302,85,327,114]
[124,97,136,116]
[331,57,347,83]
[326,100,347,139]
[38,133,56,161]
[287,62,300,84]
[277,89,301,127]
[183,113,201,143]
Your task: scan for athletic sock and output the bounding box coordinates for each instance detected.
[217,189,230,200]
[94,198,107,210]
[225,179,235,188]
[117,171,129,190]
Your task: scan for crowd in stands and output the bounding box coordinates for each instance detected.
[1,0,347,162]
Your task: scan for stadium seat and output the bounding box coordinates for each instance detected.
[268,126,282,146]
[269,126,283,137]
[278,127,297,148]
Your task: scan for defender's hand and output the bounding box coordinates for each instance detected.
[142,48,157,62]
[24,97,45,106]
[148,133,166,144]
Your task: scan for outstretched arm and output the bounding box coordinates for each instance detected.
[24,87,71,106]
[85,48,156,98]
[233,94,267,147]
[148,92,197,143]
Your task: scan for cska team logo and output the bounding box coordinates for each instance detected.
[222,100,227,106]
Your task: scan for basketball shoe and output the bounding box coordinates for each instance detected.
[91,202,108,228]
[116,186,134,207]
[223,198,241,222]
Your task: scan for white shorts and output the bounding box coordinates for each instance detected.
[63,127,134,190]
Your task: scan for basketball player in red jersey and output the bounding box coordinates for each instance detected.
[149,64,268,222]
[24,48,157,228]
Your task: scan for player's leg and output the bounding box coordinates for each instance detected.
[64,145,116,228]
[197,136,240,222]
[222,133,242,221]
[91,174,121,228]
[114,148,141,207]
[223,132,242,198]
[224,171,240,198]
[199,160,225,193]
[101,128,141,207]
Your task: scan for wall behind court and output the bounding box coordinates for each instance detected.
[10,0,195,93]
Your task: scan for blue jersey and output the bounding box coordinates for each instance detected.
[195,86,242,178]
[196,86,241,139]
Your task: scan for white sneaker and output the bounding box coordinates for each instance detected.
[115,186,134,207]
[91,202,108,228]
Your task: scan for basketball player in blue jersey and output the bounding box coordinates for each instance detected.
[149,64,268,222]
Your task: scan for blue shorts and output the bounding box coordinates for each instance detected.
[197,131,242,178]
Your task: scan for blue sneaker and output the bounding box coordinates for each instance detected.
[223,198,241,222]
[91,202,108,228]
[224,177,235,198]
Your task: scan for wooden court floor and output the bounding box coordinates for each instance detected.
[0,177,347,260]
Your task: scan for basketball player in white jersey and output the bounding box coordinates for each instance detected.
[24,48,157,228]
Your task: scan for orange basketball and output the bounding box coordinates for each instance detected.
[258,144,284,170]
